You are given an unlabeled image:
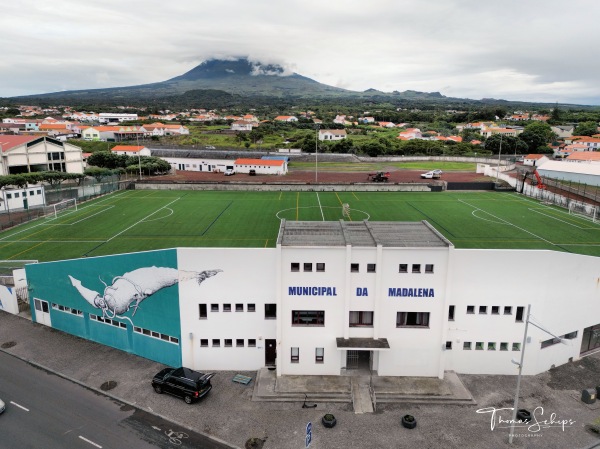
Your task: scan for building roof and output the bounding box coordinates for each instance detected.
[566,151,600,162]
[235,158,284,166]
[0,135,38,152]
[111,145,145,153]
[319,129,347,135]
[537,160,600,176]
[277,220,452,248]
[525,154,546,159]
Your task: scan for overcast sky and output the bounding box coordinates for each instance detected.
[2,0,599,105]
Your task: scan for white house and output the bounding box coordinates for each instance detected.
[319,129,347,141]
[523,154,549,167]
[0,185,46,213]
[110,145,151,157]
[231,121,254,132]
[234,158,287,175]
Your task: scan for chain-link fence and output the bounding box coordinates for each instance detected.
[515,172,600,210]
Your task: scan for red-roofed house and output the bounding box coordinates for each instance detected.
[234,158,287,175]
[0,135,84,175]
[523,154,550,167]
[274,116,298,123]
[566,151,600,164]
[110,145,151,157]
[397,128,422,140]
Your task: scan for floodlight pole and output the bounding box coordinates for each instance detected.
[315,125,319,183]
[496,133,503,184]
[138,152,142,180]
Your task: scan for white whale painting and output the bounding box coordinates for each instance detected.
[68,266,221,318]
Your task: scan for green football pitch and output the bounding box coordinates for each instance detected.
[0,189,599,262]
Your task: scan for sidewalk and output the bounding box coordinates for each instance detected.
[2,310,600,449]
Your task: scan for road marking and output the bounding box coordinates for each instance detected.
[79,436,102,448]
[10,401,29,411]
[152,426,162,431]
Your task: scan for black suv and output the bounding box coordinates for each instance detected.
[152,367,215,404]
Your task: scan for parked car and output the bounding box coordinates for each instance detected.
[205,145,216,150]
[152,367,215,404]
[420,169,442,179]
[0,397,5,414]
[224,168,235,176]
[249,169,256,176]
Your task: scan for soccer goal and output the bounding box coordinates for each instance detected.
[568,201,598,222]
[44,198,77,219]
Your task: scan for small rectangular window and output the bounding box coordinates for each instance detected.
[500,342,508,351]
[367,263,376,273]
[223,303,231,312]
[200,339,208,347]
[224,339,232,347]
[516,306,524,322]
[399,264,408,273]
[487,342,496,350]
[351,263,359,273]
[291,262,300,272]
[563,331,577,340]
[466,305,475,314]
[304,263,313,272]
[445,341,452,350]
[315,347,324,363]
[512,342,521,351]
[212,339,220,347]
[448,305,455,321]
[248,339,256,347]
[479,306,487,314]
[491,306,500,315]
[211,304,219,312]
[265,304,277,319]
[349,311,374,327]
[412,264,421,273]
[6,193,11,199]
[236,303,244,312]
[396,312,430,328]
[236,339,244,347]
[425,264,434,274]
[475,342,484,350]
[316,263,325,272]
[463,342,472,350]
[291,347,299,363]
[504,306,512,315]
[248,303,256,312]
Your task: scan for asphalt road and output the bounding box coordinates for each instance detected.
[0,351,230,449]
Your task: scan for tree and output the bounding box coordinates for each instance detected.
[518,122,556,153]
[84,167,113,182]
[485,135,528,155]
[574,121,599,137]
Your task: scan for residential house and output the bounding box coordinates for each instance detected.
[378,122,396,128]
[551,125,575,138]
[523,154,550,167]
[318,129,347,141]
[481,127,520,138]
[274,116,298,123]
[231,121,254,132]
[565,152,600,164]
[397,128,422,140]
[110,145,151,157]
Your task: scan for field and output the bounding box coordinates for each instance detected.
[0,190,599,263]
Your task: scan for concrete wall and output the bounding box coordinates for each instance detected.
[136,182,433,193]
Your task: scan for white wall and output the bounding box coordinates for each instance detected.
[161,157,234,173]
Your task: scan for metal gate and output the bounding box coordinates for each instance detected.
[347,350,359,369]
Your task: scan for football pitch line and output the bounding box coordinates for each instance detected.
[315,193,325,221]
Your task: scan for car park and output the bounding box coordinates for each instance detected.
[152,367,215,404]
[224,168,235,176]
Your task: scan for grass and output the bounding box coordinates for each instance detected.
[0,190,598,263]
[289,161,477,172]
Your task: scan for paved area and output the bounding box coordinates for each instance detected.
[2,310,600,449]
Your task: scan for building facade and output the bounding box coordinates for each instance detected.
[24,221,600,378]
[0,136,85,175]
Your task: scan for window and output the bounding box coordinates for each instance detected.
[504,306,512,315]
[211,304,219,312]
[223,303,231,312]
[265,304,277,319]
[491,306,500,315]
[200,339,208,347]
[316,263,325,272]
[6,193,11,199]
[479,306,487,314]
[475,342,484,350]
[463,342,472,350]
[315,347,324,363]
[291,347,299,363]
[467,305,475,314]
[445,341,452,350]
[541,337,560,349]
[248,339,256,347]
[29,191,34,196]
[212,339,220,347]
[500,342,508,351]
[199,304,207,318]
[304,263,313,272]
[412,264,421,273]
[349,311,374,327]
[14,192,19,198]
[563,331,578,340]
[224,339,233,347]
[236,339,244,347]
[396,312,430,327]
[425,264,434,274]
[512,342,521,351]
[516,306,524,322]
[399,264,408,273]
[248,304,256,312]
[448,305,455,321]
[487,342,496,350]
[236,304,244,312]
[292,310,325,326]
[367,263,376,273]
[350,263,359,273]
[291,263,300,272]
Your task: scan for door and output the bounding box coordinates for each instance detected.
[23,198,28,210]
[33,298,52,326]
[265,339,276,366]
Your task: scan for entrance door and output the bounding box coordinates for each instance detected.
[33,298,52,326]
[23,198,28,210]
[346,350,371,371]
[265,339,276,366]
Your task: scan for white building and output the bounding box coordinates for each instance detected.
[0,185,46,212]
[319,129,347,141]
[98,113,138,124]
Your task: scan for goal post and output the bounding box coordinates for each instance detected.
[44,198,77,219]
[568,201,598,222]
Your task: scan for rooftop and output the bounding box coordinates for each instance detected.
[277,220,452,248]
